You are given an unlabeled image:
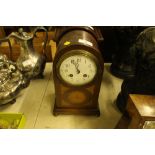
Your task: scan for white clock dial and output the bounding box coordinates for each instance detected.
[59,53,97,85]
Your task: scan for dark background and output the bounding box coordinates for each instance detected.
[1,26,148,62]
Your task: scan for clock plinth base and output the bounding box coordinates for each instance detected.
[53,102,100,117]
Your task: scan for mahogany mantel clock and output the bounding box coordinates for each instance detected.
[53,27,104,116]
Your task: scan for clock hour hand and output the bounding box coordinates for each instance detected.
[75,64,80,74]
[71,60,80,74]
[77,69,80,74]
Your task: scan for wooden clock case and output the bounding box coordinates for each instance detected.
[53,27,104,116]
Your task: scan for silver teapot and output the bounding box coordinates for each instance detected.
[0,52,29,105]
[8,26,48,79]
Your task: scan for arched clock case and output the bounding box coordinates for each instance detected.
[53,27,104,116]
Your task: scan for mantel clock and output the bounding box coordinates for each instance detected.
[53,27,104,116]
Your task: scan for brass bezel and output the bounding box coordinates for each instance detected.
[56,49,99,86]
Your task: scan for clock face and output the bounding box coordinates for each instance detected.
[58,50,97,86]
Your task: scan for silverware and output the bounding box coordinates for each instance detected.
[0,53,29,105]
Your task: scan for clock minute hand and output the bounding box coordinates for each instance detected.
[71,60,80,74]
[75,63,80,74]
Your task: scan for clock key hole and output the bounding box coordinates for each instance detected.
[83,74,87,77]
[69,74,73,77]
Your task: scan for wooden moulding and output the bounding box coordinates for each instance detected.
[0,32,56,62]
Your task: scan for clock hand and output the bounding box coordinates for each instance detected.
[71,60,80,74]
[75,64,80,74]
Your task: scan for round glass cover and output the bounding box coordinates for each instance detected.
[58,51,97,86]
